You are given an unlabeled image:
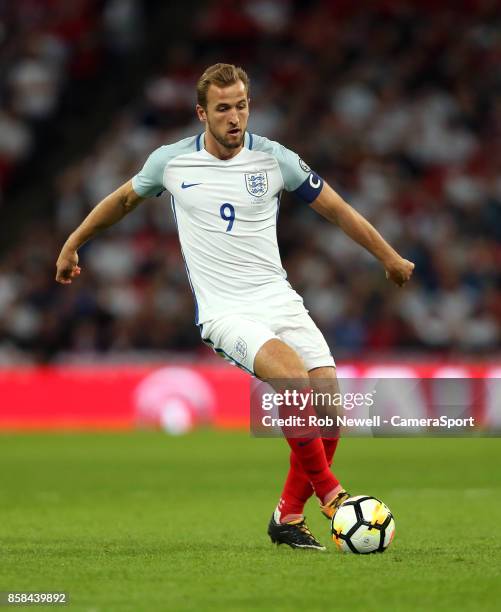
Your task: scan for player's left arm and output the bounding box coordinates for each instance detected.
[310,182,414,287]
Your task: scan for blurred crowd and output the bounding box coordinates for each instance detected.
[0,0,142,200]
[0,0,500,364]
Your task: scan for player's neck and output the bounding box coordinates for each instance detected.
[204,130,244,160]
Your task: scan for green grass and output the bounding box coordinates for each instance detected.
[1,432,500,611]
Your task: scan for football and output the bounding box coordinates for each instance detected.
[331,495,395,554]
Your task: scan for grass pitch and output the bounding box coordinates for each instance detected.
[1,431,500,611]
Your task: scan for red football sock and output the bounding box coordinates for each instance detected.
[278,452,311,518]
[322,437,339,467]
[278,438,339,520]
[285,437,339,503]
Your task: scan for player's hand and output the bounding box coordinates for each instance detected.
[55,248,81,285]
[384,256,415,287]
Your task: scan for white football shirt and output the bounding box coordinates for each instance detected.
[132,132,324,325]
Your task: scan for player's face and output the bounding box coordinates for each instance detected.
[198,80,249,150]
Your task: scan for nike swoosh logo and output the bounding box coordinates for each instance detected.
[297,439,315,447]
[181,181,202,189]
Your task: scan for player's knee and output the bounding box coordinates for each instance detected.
[283,365,310,381]
[260,363,309,383]
[254,338,308,381]
[272,356,310,383]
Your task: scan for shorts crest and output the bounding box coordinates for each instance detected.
[234,337,248,360]
[245,171,268,197]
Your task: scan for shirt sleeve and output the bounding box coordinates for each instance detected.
[273,143,324,203]
[131,146,168,198]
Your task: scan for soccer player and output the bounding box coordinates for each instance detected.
[55,63,414,550]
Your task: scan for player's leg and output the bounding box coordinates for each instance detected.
[254,338,339,550]
[202,316,330,549]
[273,313,349,521]
[254,338,340,505]
[308,366,350,518]
[277,366,348,523]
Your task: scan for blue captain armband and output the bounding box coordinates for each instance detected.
[293,172,324,203]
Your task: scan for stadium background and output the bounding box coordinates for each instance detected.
[0,0,498,429]
[0,2,500,611]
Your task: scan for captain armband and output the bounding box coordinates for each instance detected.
[293,172,324,203]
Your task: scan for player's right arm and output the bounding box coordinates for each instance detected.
[55,144,169,285]
[55,180,143,284]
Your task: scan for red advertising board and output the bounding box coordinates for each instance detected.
[0,363,499,431]
[0,365,249,430]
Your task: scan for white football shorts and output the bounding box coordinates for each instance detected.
[200,307,335,375]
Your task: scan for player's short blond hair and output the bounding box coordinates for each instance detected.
[196,63,250,109]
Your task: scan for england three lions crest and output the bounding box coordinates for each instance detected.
[245,171,268,197]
